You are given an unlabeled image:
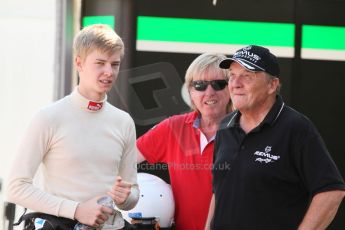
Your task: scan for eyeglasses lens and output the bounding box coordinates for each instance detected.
[192,80,228,91]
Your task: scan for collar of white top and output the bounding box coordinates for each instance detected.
[71,87,107,112]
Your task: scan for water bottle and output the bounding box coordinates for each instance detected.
[73,196,115,230]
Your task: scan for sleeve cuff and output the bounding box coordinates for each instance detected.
[58,199,79,219]
[116,184,139,211]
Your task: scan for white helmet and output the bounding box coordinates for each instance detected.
[122,173,175,228]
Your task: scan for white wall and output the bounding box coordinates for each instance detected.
[0,0,56,227]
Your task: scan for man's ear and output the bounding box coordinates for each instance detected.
[268,78,280,94]
[75,56,83,72]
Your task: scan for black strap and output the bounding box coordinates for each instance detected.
[13,207,27,226]
[13,208,77,230]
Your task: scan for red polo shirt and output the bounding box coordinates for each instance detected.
[137,111,214,230]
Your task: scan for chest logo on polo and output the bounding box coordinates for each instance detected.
[254,146,280,163]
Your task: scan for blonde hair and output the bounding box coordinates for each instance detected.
[74,24,124,60]
[185,53,231,111]
[185,53,228,89]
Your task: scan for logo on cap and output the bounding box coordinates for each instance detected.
[233,47,262,64]
[243,45,252,51]
[219,45,280,76]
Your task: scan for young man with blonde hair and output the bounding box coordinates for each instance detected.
[6,24,139,229]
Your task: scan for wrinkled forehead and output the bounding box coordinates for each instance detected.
[229,61,256,74]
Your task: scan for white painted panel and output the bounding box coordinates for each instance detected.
[0,0,56,228]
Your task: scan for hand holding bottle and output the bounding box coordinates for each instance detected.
[74,196,114,229]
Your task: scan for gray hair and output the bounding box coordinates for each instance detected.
[265,72,281,94]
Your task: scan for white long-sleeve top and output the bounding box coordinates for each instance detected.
[6,88,139,220]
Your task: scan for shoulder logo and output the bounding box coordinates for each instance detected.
[254,146,280,164]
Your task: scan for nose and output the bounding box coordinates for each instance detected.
[229,76,241,88]
[104,63,113,76]
[204,83,216,94]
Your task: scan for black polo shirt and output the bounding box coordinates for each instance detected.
[212,95,345,230]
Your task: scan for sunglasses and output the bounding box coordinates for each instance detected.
[191,80,228,91]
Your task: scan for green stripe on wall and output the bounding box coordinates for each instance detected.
[302,25,345,50]
[137,16,295,47]
[82,16,115,29]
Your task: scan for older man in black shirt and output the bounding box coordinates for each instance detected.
[205,45,345,230]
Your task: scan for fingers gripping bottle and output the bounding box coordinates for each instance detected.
[73,196,115,230]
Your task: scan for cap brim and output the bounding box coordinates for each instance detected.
[219,58,234,69]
